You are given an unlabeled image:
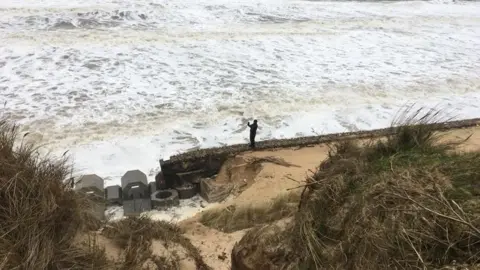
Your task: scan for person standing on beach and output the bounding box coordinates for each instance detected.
[247,120,258,148]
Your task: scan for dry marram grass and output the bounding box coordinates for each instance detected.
[0,118,212,270]
[294,107,480,269]
[102,217,212,270]
[233,107,480,270]
[0,119,109,269]
[200,191,300,233]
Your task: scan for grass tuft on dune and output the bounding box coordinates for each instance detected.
[0,118,212,270]
[233,107,480,270]
[0,118,109,269]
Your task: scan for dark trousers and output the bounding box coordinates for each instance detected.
[250,133,256,148]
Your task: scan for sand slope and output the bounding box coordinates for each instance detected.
[91,125,480,270]
[177,125,480,269]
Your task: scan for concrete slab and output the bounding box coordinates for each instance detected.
[75,174,104,196]
[121,170,149,199]
[151,189,180,210]
[155,171,167,190]
[148,182,157,195]
[121,170,148,188]
[105,185,123,205]
[123,198,152,216]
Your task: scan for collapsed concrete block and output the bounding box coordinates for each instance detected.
[200,178,233,203]
[105,185,123,206]
[124,183,149,200]
[194,183,200,193]
[176,169,204,187]
[121,170,149,199]
[74,175,105,220]
[155,171,167,190]
[151,189,180,210]
[175,183,197,199]
[148,182,157,194]
[121,169,148,187]
[123,198,152,216]
[75,174,104,197]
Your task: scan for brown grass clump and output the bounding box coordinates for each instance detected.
[102,217,212,270]
[0,119,109,269]
[293,107,480,269]
[231,222,298,270]
[200,192,300,233]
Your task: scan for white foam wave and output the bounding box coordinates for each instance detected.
[106,195,217,222]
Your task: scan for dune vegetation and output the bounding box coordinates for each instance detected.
[231,108,480,270]
[0,119,209,270]
[199,191,300,233]
[0,119,107,269]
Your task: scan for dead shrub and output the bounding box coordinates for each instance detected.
[0,118,108,269]
[103,216,211,270]
[293,107,480,269]
[200,192,300,233]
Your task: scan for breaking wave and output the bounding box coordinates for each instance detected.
[1,9,150,30]
[1,0,471,31]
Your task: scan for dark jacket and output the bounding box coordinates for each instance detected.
[248,122,258,135]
